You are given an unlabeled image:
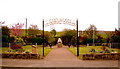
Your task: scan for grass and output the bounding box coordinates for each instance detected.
[68,46,120,56]
[68,46,120,59]
[1,45,52,57]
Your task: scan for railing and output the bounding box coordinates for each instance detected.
[87,43,120,49]
[2,42,39,54]
[2,42,39,47]
[82,53,120,60]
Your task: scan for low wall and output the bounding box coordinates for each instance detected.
[82,53,120,60]
[2,53,40,59]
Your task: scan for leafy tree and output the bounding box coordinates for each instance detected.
[79,31,87,43]
[44,31,55,44]
[29,24,38,29]
[48,37,55,44]
[31,37,43,45]
[10,23,24,37]
[110,29,120,43]
[115,28,120,35]
[2,26,10,36]
[9,23,25,47]
[28,24,40,37]
[2,26,10,46]
[110,35,120,43]
[80,24,98,45]
[104,31,114,43]
[61,29,76,45]
[71,36,77,45]
[82,38,98,45]
[84,24,97,39]
[50,29,56,37]
[96,35,103,43]
[2,35,9,42]
[10,36,25,46]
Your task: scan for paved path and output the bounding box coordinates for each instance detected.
[44,46,79,61]
[1,46,119,68]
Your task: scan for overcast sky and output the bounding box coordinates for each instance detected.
[0,0,120,31]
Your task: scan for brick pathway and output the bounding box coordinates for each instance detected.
[1,46,119,68]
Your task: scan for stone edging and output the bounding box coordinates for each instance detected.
[2,53,40,59]
[82,53,120,60]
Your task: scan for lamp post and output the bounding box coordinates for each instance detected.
[0,21,5,24]
[76,19,79,56]
[25,18,27,37]
[92,26,95,46]
[42,19,45,56]
[0,21,5,29]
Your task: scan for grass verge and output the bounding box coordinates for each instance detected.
[68,46,120,59]
[1,45,52,58]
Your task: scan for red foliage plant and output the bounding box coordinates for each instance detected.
[101,46,106,51]
[10,23,24,37]
[10,44,23,50]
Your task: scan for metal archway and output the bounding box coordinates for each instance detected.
[45,18,76,27]
[42,18,79,56]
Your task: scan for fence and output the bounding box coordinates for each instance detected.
[87,43,120,49]
[111,43,120,49]
[2,43,9,47]
[2,42,40,54]
[2,42,40,47]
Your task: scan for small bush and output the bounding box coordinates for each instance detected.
[89,49,96,53]
[25,51,30,53]
[31,37,43,45]
[101,46,106,51]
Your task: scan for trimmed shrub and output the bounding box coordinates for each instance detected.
[31,37,43,45]
[82,38,98,45]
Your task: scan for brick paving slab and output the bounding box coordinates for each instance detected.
[1,46,119,68]
[1,58,119,67]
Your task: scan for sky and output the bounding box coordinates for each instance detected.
[0,0,120,31]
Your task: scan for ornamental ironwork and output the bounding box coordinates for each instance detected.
[44,18,76,27]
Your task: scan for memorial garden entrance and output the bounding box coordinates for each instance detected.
[42,18,79,56]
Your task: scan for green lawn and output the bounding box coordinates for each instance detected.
[68,46,120,56]
[1,45,52,57]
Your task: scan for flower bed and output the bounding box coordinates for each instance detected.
[2,53,40,59]
[10,44,23,50]
[82,53,120,60]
